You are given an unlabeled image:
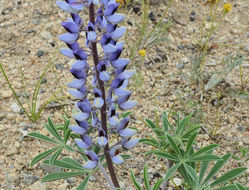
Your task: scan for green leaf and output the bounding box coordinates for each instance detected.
[187,154,221,162]
[43,159,84,170]
[210,167,247,187]
[121,112,132,118]
[140,138,159,148]
[28,132,59,144]
[183,163,198,182]
[214,184,239,190]
[182,125,201,138]
[64,128,71,143]
[153,151,179,161]
[131,170,142,190]
[42,171,88,182]
[234,183,247,190]
[30,147,60,167]
[186,132,198,155]
[202,153,231,185]
[167,135,182,157]
[162,111,174,132]
[143,164,150,190]
[176,112,181,134]
[49,147,63,166]
[46,118,63,142]
[120,154,132,160]
[62,157,85,169]
[199,150,213,184]
[164,162,181,182]
[179,112,193,135]
[145,119,161,136]
[152,179,163,190]
[76,174,90,190]
[190,144,219,158]
[63,119,70,137]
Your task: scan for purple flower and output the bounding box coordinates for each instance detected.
[57,0,138,170]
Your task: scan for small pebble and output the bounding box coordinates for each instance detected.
[10,102,21,113]
[37,50,44,57]
[190,10,195,21]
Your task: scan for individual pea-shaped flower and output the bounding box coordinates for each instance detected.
[75,134,92,150]
[85,22,97,47]
[73,100,91,121]
[110,146,124,164]
[56,0,84,13]
[93,88,104,108]
[83,150,99,169]
[118,118,136,138]
[121,137,139,150]
[97,129,108,146]
[97,61,111,82]
[69,120,88,135]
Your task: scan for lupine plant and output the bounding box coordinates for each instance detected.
[141,112,248,190]
[29,0,138,189]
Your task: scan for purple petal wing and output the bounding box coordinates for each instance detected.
[69,125,87,134]
[75,138,91,149]
[123,139,139,149]
[118,69,135,80]
[59,33,78,44]
[99,71,110,82]
[114,87,130,97]
[73,112,90,121]
[68,89,85,99]
[110,27,126,40]
[107,14,125,24]
[72,60,87,70]
[97,136,108,146]
[83,160,98,169]
[112,155,124,164]
[120,101,137,110]
[67,79,85,89]
[60,49,75,58]
[119,128,137,138]
[56,1,71,11]
[103,44,117,54]
[111,58,130,68]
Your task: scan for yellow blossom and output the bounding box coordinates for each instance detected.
[116,0,124,7]
[138,49,146,57]
[223,3,232,12]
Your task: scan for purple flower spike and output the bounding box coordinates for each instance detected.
[57,0,138,171]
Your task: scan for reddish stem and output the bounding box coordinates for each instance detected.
[89,3,120,188]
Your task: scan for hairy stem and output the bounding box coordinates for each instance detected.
[89,3,120,188]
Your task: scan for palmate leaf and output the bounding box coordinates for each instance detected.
[42,171,88,182]
[76,174,90,190]
[28,132,60,144]
[131,170,142,190]
[30,147,60,167]
[202,153,231,186]
[210,167,247,187]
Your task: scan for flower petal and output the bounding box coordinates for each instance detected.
[111,58,130,68]
[67,79,85,89]
[87,31,97,42]
[56,1,71,11]
[70,125,87,134]
[97,136,108,146]
[72,60,87,70]
[60,49,75,58]
[120,101,137,110]
[73,112,90,121]
[59,33,78,44]
[109,116,120,126]
[114,87,130,97]
[75,138,91,149]
[123,139,139,149]
[103,44,117,54]
[119,128,136,138]
[107,13,125,24]
[94,97,104,108]
[99,71,110,82]
[83,160,98,169]
[118,69,135,80]
[110,27,126,40]
[68,89,85,99]
[112,155,124,164]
